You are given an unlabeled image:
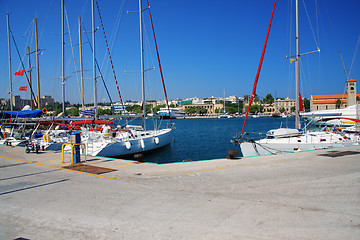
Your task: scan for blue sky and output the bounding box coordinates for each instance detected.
[1,0,359,104]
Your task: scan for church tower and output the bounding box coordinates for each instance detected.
[346,79,357,106]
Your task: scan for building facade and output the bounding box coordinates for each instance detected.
[181,103,223,115]
[274,97,295,112]
[310,79,359,111]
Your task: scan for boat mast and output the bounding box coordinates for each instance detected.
[139,0,146,130]
[35,18,41,110]
[28,47,34,110]
[61,0,65,116]
[78,16,84,109]
[6,13,13,111]
[295,0,301,129]
[92,0,98,119]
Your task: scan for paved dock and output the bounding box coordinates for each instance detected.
[1,144,360,239]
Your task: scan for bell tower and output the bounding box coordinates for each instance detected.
[346,79,357,106]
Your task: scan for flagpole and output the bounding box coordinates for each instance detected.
[6,13,13,111]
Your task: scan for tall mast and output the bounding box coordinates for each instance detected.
[61,0,65,116]
[224,88,226,113]
[92,0,97,119]
[28,47,34,110]
[6,13,13,111]
[139,0,146,129]
[78,16,84,109]
[295,0,300,129]
[35,18,41,109]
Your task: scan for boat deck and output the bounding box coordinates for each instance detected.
[1,144,360,239]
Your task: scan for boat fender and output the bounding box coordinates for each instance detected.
[140,139,145,149]
[43,134,50,142]
[154,137,159,145]
[125,141,131,150]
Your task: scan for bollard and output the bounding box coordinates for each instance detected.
[227,149,239,159]
[70,132,81,164]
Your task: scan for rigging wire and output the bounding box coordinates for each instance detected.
[286,0,293,104]
[65,7,82,98]
[38,0,54,43]
[81,23,113,104]
[241,0,277,135]
[347,34,360,80]
[10,30,38,107]
[96,0,125,113]
[146,0,173,126]
[302,0,319,48]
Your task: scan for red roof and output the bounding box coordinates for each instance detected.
[313,100,347,104]
[312,93,360,100]
[347,79,357,82]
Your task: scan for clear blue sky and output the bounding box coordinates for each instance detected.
[1,0,359,104]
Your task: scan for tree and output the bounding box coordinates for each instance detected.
[335,99,342,109]
[98,108,112,115]
[303,98,310,111]
[69,108,80,116]
[290,106,295,112]
[264,94,274,104]
[184,106,207,115]
[249,104,260,114]
[279,107,286,113]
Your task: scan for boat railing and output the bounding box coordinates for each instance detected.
[232,131,267,144]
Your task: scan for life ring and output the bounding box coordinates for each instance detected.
[43,134,50,142]
[42,108,47,114]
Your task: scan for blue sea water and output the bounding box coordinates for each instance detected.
[138,117,297,164]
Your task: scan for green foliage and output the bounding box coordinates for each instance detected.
[153,104,166,113]
[126,105,142,113]
[184,106,207,115]
[249,104,262,113]
[263,94,274,104]
[125,104,154,114]
[335,99,342,109]
[98,108,112,115]
[290,106,295,112]
[279,107,286,113]
[69,108,80,116]
[303,98,310,111]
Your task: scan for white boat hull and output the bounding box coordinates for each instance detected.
[86,128,173,157]
[239,131,359,157]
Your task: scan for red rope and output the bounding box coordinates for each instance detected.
[96,1,125,113]
[241,0,277,134]
[146,0,173,125]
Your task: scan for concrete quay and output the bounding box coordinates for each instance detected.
[0,144,360,239]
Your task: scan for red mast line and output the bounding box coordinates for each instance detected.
[146,0,173,125]
[241,0,277,135]
[96,1,125,113]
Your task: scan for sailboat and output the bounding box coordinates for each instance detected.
[79,0,173,158]
[232,0,360,157]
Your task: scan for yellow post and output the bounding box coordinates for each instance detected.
[62,143,86,164]
[61,143,71,163]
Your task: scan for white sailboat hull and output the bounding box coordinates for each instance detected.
[239,131,359,157]
[86,128,173,157]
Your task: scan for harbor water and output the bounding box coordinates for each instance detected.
[124,117,297,164]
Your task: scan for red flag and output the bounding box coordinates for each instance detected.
[19,86,27,91]
[14,69,25,76]
[299,93,304,112]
